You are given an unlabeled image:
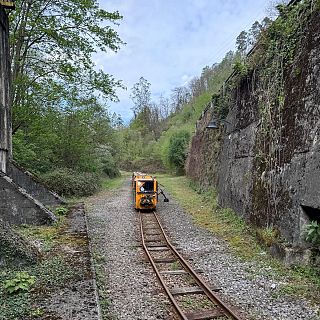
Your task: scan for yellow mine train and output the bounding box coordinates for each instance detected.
[132,172,168,210]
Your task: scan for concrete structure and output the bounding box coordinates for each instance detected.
[0,7,11,173]
[7,161,64,206]
[186,8,320,264]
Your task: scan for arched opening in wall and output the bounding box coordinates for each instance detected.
[300,205,320,223]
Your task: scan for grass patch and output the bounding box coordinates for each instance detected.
[92,251,115,320]
[101,171,128,191]
[157,174,260,259]
[0,255,80,320]
[156,174,320,302]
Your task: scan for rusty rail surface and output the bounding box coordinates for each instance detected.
[139,211,245,320]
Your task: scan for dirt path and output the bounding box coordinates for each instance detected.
[85,178,173,320]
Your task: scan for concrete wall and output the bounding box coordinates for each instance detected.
[0,7,60,228]
[0,171,57,225]
[186,9,320,251]
[7,161,64,206]
[0,8,11,173]
[186,103,221,189]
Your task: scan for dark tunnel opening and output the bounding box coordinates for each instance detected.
[301,205,320,223]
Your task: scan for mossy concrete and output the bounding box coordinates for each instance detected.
[186,9,320,263]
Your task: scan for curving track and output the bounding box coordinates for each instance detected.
[139,210,246,320]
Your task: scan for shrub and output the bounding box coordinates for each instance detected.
[4,272,36,294]
[100,152,120,178]
[42,168,101,197]
[55,207,68,216]
[304,221,320,246]
[168,130,190,175]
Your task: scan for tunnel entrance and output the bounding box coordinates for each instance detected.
[300,205,320,223]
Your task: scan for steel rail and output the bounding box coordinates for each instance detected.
[140,210,244,320]
[152,211,243,320]
[139,211,188,320]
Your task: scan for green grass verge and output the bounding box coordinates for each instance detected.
[101,171,128,191]
[157,174,320,302]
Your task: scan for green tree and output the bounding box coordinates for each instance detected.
[168,130,190,174]
[249,21,262,46]
[9,0,123,181]
[10,0,123,133]
[130,77,151,118]
[236,30,248,55]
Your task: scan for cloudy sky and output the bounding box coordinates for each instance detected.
[97,0,272,122]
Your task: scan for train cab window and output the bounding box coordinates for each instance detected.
[139,181,154,192]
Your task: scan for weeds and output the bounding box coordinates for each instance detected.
[3,272,36,294]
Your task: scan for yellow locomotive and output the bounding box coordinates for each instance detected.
[132,172,168,210]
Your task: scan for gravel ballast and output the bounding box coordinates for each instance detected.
[86,177,320,320]
[86,179,173,320]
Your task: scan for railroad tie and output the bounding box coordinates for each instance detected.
[153,257,177,263]
[170,286,221,296]
[184,308,225,320]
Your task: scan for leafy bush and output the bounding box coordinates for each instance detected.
[55,207,68,216]
[4,272,36,294]
[100,152,120,178]
[42,168,101,197]
[304,221,320,246]
[168,130,190,174]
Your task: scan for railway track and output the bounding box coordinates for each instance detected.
[139,211,245,320]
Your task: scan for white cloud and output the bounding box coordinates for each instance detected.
[97,0,270,122]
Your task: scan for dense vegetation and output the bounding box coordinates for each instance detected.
[118,51,238,174]
[9,0,123,196]
[11,0,312,198]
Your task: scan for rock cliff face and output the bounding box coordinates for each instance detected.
[186,8,320,253]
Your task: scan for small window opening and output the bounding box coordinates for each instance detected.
[301,205,320,223]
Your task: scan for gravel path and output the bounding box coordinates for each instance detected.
[86,176,320,320]
[86,178,173,320]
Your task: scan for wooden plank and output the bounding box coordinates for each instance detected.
[171,286,221,295]
[146,243,166,247]
[147,246,169,251]
[170,286,204,296]
[153,258,176,263]
[145,238,162,243]
[160,270,187,275]
[184,308,225,320]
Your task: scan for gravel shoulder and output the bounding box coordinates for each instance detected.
[86,175,320,320]
[156,194,320,320]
